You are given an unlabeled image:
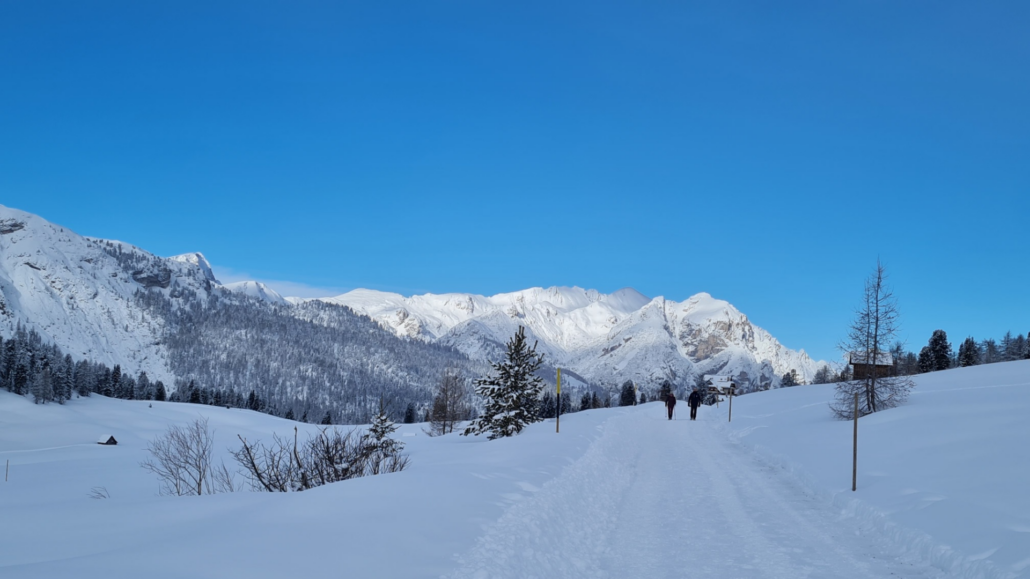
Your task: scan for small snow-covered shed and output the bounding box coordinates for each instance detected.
[97,435,118,446]
[703,375,736,395]
[848,351,894,380]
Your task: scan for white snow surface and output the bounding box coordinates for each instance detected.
[319,286,825,387]
[222,280,287,305]
[4,361,1027,578]
[0,206,178,383]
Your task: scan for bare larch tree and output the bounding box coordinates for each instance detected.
[832,261,914,419]
[426,369,471,436]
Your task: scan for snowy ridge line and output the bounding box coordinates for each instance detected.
[447,409,641,579]
[711,420,1009,579]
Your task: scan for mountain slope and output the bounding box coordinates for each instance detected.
[0,205,474,421]
[320,287,824,391]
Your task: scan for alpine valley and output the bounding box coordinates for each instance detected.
[0,204,826,421]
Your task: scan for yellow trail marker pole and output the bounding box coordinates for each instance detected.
[556,368,561,434]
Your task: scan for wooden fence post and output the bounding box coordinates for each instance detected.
[556,368,561,434]
[852,392,859,492]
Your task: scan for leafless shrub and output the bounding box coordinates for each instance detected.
[141,417,215,496]
[232,425,407,492]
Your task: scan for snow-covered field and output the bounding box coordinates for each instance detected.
[710,360,1030,579]
[2,361,1028,578]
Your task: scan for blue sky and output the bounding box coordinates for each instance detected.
[2,1,1028,362]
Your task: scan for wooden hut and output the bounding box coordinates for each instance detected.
[97,435,118,446]
[848,351,893,380]
[703,375,736,397]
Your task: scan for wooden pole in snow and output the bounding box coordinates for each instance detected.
[556,368,561,434]
[852,392,859,492]
[728,386,734,422]
[5,459,8,482]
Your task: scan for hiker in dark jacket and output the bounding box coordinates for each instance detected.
[688,388,702,420]
[665,392,676,420]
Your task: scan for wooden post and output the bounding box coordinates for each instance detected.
[556,368,561,434]
[5,459,8,482]
[728,386,734,422]
[852,392,859,492]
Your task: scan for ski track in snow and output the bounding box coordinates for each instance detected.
[448,406,947,579]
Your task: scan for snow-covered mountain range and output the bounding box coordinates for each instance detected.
[0,205,469,421]
[315,287,824,391]
[0,204,823,402]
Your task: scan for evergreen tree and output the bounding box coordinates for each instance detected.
[13,363,28,396]
[366,399,405,474]
[781,369,799,387]
[559,391,572,415]
[926,330,953,371]
[958,337,980,367]
[580,392,592,411]
[658,381,672,402]
[189,384,202,404]
[110,365,122,392]
[246,390,259,410]
[462,326,545,440]
[1011,334,1026,361]
[284,407,295,421]
[539,391,556,418]
[154,381,167,401]
[812,365,836,384]
[1000,332,1017,361]
[32,366,54,404]
[619,381,636,406]
[917,346,934,373]
[591,392,601,409]
[403,402,417,424]
[981,339,1000,364]
[320,411,333,425]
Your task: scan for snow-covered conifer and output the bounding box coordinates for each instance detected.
[462,326,545,440]
[958,337,980,367]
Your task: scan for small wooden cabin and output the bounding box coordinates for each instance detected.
[97,435,118,446]
[703,375,736,397]
[848,351,893,380]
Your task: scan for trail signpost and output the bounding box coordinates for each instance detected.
[704,375,736,420]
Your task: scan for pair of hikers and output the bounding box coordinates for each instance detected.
[665,388,702,420]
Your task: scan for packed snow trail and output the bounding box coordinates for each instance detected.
[449,404,946,579]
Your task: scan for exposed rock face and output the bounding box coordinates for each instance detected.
[132,267,173,289]
[0,219,25,234]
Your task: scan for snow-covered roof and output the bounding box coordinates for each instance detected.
[704,375,734,385]
[848,351,893,366]
[97,435,116,443]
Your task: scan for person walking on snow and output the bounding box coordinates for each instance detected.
[688,388,702,421]
[665,391,676,420]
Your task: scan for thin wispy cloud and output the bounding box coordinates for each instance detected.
[212,266,348,299]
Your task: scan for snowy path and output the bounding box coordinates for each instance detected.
[448,405,946,579]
